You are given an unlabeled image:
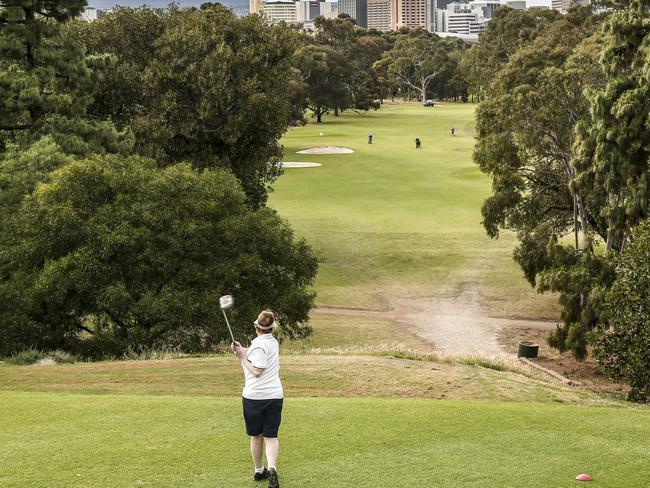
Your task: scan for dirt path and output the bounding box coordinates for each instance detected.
[315,283,556,356]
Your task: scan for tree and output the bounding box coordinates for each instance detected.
[432,37,470,101]
[382,34,449,102]
[0,0,131,155]
[463,7,562,99]
[65,6,168,129]
[296,44,355,123]
[68,4,302,207]
[0,152,317,357]
[573,0,650,253]
[310,18,384,116]
[592,221,650,403]
[473,9,609,358]
[314,14,357,48]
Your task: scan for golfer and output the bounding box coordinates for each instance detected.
[231,310,283,488]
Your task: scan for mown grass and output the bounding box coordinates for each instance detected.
[288,312,429,352]
[0,354,623,405]
[271,103,558,318]
[1,391,649,488]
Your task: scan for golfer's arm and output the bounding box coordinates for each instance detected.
[240,357,264,377]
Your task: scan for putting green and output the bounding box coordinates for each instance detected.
[270,103,557,318]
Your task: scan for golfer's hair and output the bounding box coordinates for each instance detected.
[257,310,275,331]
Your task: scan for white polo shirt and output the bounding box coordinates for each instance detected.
[242,333,283,400]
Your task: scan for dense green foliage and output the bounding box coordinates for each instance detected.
[578,0,650,401]
[473,7,610,359]
[0,152,316,357]
[592,222,650,403]
[0,2,318,358]
[0,0,131,155]
[472,2,649,399]
[573,0,650,251]
[68,4,301,206]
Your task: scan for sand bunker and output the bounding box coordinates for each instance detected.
[281,162,322,168]
[297,146,354,155]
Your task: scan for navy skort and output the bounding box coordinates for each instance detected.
[242,397,283,438]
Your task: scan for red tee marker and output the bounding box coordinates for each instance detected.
[576,474,593,481]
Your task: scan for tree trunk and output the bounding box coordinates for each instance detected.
[334,107,339,117]
[316,111,322,123]
[573,195,579,251]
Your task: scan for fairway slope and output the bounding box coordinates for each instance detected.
[0,355,622,405]
[272,103,560,356]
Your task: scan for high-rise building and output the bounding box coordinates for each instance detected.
[368,0,391,30]
[428,1,447,31]
[504,0,525,9]
[468,0,501,19]
[262,0,297,22]
[551,0,589,12]
[390,0,427,29]
[551,0,568,11]
[320,1,337,18]
[297,0,337,21]
[296,0,313,21]
[250,0,263,14]
[445,2,486,34]
[339,0,368,27]
[81,7,105,21]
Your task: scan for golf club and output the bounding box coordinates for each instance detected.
[219,294,236,343]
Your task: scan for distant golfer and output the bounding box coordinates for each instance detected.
[415,137,421,149]
[232,310,283,488]
[451,127,455,137]
[368,133,373,144]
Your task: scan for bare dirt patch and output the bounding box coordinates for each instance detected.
[317,283,556,356]
[297,146,354,155]
[281,162,322,168]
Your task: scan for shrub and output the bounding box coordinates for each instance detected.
[592,221,650,403]
[0,155,317,358]
[5,349,46,365]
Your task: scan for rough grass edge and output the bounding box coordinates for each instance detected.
[293,343,553,381]
[3,349,76,365]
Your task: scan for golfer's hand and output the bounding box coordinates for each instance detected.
[231,341,245,359]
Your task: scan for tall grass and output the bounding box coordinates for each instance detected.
[3,349,76,365]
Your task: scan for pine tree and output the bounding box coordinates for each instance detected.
[0,0,131,155]
[573,0,650,253]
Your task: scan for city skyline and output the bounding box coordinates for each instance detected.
[87,0,552,9]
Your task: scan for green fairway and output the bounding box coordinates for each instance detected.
[270,103,556,317]
[2,391,649,488]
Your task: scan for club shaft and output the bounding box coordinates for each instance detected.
[221,308,235,343]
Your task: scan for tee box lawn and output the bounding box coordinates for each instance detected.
[1,387,649,488]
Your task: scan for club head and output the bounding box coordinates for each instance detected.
[219,295,234,309]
